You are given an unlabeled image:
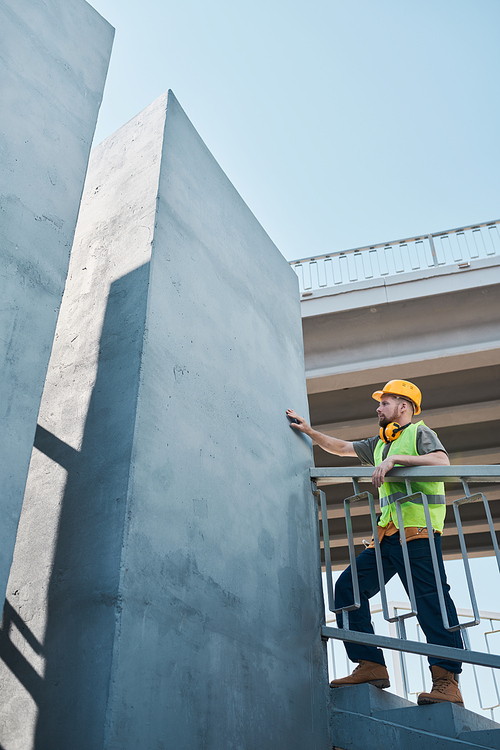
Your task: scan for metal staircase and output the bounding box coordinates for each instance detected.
[330,684,500,749]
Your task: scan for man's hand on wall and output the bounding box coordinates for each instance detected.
[286,408,310,433]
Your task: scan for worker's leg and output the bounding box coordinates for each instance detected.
[391,533,463,674]
[334,543,396,666]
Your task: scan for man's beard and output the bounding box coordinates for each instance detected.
[378,413,396,428]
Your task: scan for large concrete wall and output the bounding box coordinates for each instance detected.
[0,92,330,749]
[0,0,114,604]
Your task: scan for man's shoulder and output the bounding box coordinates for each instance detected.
[415,421,447,455]
[416,421,437,435]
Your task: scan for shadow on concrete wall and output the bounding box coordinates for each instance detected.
[0,599,44,705]
[1,262,150,750]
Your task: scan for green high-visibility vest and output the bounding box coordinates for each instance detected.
[373,421,446,532]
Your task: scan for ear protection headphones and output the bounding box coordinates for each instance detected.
[379,422,410,444]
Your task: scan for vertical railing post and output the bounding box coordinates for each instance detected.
[452,480,481,629]
[419,491,456,631]
[315,485,335,615]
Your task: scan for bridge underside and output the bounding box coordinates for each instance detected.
[299,258,500,568]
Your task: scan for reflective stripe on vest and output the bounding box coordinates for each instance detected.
[373,421,446,532]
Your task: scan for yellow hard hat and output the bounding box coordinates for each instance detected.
[372,379,422,415]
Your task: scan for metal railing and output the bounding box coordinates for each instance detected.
[313,465,500,671]
[291,219,500,295]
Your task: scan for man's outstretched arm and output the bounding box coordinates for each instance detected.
[286,408,357,457]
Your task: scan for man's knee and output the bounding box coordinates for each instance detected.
[334,567,353,606]
[335,566,352,590]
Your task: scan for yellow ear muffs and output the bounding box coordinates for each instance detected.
[380,422,405,444]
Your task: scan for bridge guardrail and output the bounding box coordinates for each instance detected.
[291,219,500,295]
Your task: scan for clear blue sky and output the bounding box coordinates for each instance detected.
[90,0,500,262]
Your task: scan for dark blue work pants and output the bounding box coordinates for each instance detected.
[334,533,463,673]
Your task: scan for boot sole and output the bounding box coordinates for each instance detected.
[330,679,390,689]
[370,679,390,689]
[417,697,464,706]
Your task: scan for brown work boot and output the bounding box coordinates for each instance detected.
[330,660,390,689]
[417,666,464,706]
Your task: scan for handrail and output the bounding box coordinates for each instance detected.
[290,219,500,295]
[314,465,500,671]
[321,625,499,669]
[311,465,500,484]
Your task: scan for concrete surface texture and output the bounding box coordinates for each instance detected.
[0,91,330,749]
[0,0,114,605]
[330,683,500,749]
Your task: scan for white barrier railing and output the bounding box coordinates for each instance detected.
[290,219,500,295]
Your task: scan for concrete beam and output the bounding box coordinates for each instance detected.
[302,275,500,395]
[449,448,500,465]
[306,347,500,395]
[319,519,500,550]
[0,0,113,604]
[314,400,500,440]
[324,547,499,570]
[321,489,500,519]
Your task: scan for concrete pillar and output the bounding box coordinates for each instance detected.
[0,92,330,749]
[0,0,114,603]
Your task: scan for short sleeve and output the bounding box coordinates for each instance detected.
[353,436,379,466]
[416,425,448,456]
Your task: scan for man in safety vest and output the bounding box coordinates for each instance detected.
[286,379,464,706]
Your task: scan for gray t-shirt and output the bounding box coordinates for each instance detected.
[353,424,447,467]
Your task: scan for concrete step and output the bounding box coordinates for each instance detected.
[330,685,500,750]
[458,728,500,749]
[373,700,500,739]
[330,682,416,715]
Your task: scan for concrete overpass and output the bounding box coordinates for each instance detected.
[291,220,500,567]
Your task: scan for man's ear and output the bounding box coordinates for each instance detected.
[399,399,410,418]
